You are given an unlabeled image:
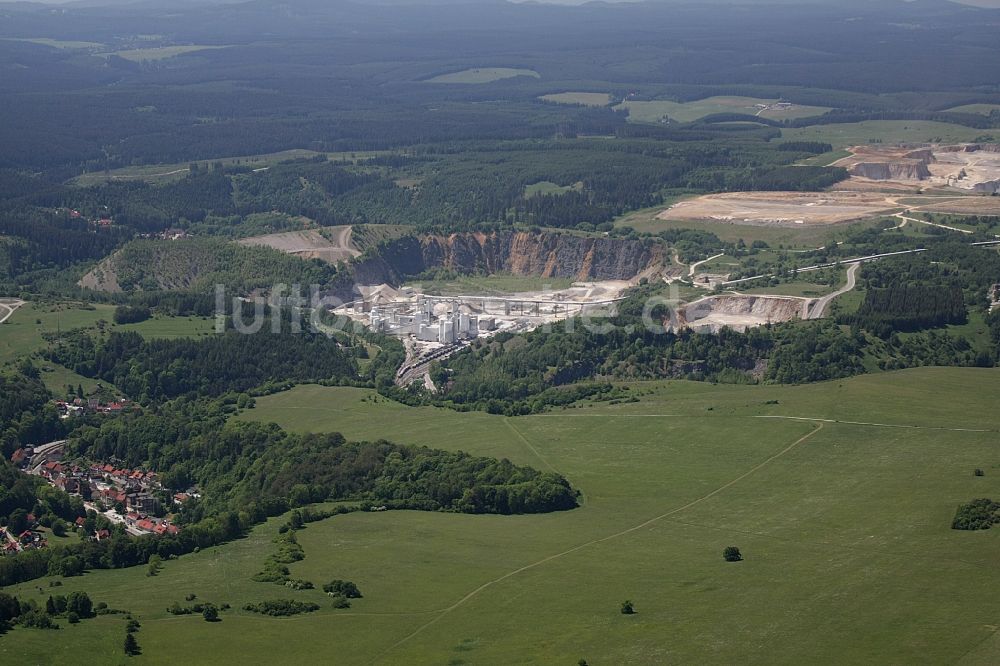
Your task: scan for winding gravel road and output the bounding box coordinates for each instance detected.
[807,262,858,319]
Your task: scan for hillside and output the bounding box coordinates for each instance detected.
[78,239,337,294]
[352,231,668,285]
[4,368,1000,664]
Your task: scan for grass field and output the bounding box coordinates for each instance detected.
[108,45,228,62]
[70,149,391,186]
[523,180,583,198]
[781,120,1000,149]
[1,303,215,393]
[6,368,1000,663]
[539,92,612,106]
[116,315,216,339]
[1,37,105,50]
[0,302,114,367]
[405,273,575,295]
[616,96,830,124]
[425,68,540,84]
[944,103,1000,115]
[797,149,852,167]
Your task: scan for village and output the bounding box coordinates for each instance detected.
[3,438,194,555]
[53,396,131,419]
[62,207,189,240]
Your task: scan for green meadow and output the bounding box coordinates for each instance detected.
[70,149,391,186]
[780,120,1000,149]
[0,302,215,392]
[109,45,228,62]
[944,103,1000,115]
[5,368,1000,663]
[425,68,540,84]
[539,92,612,107]
[616,96,830,124]
[0,302,115,366]
[523,180,584,198]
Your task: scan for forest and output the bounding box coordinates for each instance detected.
[44,325,360,403]
[0,369,66,459]
[847,286,968,336]
[1,0,999,173]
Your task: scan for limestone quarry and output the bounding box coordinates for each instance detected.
[658,191,897,227]
[348,231,669,286]
[835,143,1000,194]
[676,294,810,333]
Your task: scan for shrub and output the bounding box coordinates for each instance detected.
[242,599,320,617]
[723,546,743,562]
[323,580,362,598]
[620,600,635,615]
[20,609,59,629]
[952,498,1000,530]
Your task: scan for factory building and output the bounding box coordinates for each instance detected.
[369,304,482,344]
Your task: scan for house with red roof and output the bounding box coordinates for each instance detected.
[134,519,157,533]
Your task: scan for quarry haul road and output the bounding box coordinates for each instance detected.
[807,262,859,319]
[688,252,726,277]
[371,421,824,663]
[893,212,973,234]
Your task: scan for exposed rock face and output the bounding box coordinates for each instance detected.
[350,231,666,285]
[973,179,1000,194]
[676,294,807,333]
[940,143,1000,155]
[850,150,933,181]
[846,146,935,181]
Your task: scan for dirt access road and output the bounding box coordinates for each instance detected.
[807,262,859,319]
[0,298,25,324]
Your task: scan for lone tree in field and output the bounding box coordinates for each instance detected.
[723,546,743,562]
[620,600,635,615]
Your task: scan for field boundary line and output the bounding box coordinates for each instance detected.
[372,422,822,663]
[506,418,588,508]
[754,415,994,433]
[504,418,558,474]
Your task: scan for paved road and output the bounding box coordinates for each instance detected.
[807,262,859,319]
